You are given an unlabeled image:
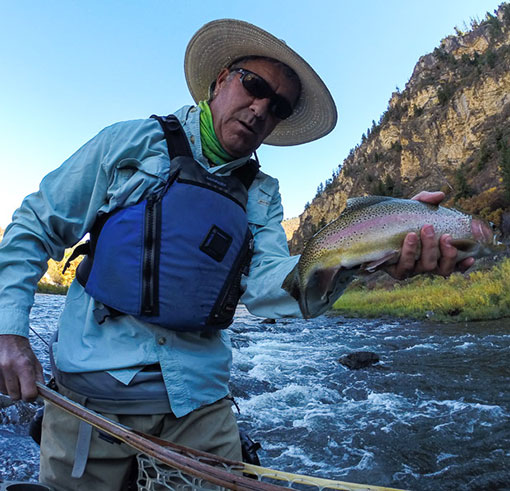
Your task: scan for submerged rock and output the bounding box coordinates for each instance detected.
[339,351,380,369]
[0,394,15,408]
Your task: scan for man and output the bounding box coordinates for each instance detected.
[0,19,473,490]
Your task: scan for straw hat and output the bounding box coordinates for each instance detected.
[184,19,337,146]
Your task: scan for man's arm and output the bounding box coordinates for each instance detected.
[0,125,114,401]
[241,177,301,318]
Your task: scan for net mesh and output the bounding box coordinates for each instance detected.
[136,453,242,491]
[136,453,391,491]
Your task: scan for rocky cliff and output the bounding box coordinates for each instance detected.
[289,4,510,254]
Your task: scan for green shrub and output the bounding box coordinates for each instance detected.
[413,104,424,117]
[454,166,473,200]
[333,258,510,322]
[477,143,492,171]
[437,83,456,106]
[485,50,498,68]
[500,141,510,200]
[37,283,68,295]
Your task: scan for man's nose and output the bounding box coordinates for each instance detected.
[250,97,271,119]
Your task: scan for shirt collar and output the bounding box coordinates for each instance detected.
[174,104,253,175]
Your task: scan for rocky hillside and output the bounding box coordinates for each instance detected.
[281,216,300,241]
[290,4,510,254]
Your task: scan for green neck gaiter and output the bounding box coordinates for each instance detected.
[198,100,233,166]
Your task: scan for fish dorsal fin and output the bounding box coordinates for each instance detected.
[343,196,395,215]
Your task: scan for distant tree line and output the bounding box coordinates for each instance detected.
[308,4,510,210]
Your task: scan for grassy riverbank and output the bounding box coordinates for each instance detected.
[333,258,510,322]
[37,282,68,295]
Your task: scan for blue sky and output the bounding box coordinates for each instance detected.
[0,1,504,228]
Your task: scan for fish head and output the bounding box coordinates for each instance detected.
[472,218,507,254]
[471,218,499,245]
[299,265,357,318]
[282,256,356,319]
[452,217,506,259]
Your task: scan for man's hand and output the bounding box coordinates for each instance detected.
[385,191,475,280]
[0,334,44,402]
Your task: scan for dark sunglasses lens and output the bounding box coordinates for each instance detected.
[272,98,293,120]
[241,72,271,98]
[241,71,293,120]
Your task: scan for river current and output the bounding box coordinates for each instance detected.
[0,293,509,490]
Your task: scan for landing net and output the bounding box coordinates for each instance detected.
[136,452,406,491]
[36,383,405,491]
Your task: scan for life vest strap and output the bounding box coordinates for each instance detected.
[150,114,193,160]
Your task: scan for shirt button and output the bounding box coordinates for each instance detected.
[158,337,166,345]
[190,135,195,144]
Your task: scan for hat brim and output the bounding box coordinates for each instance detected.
[184,19,337,146]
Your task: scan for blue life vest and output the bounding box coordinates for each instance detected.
[74,115,259,332]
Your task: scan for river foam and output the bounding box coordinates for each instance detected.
[1,295,509,491]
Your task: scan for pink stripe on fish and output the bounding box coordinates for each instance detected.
[319,212,457,249]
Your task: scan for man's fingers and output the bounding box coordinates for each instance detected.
[457,257,475,273]
[0,335,42,402]
[2,371,21,400]
[35,363,45,384]
[389,232,419,279]
[19,366,41,401]
[411,191,445,205]
[416,225,439,272]
[0,359,38,401]
[437,234,458,276]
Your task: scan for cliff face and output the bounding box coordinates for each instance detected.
[290,5,510,254]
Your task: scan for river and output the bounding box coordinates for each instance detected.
[1,293,509,490]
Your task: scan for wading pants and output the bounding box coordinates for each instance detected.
[39,385,242,491]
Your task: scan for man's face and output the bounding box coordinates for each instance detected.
[209,58,300,158]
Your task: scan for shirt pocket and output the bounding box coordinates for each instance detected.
[247,184,273,227]
[107,156,168,210]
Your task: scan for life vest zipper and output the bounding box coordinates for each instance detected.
[142,196,160,315]
[208,230,254,326]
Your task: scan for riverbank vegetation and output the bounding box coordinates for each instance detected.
[333,258,510,322]
[37,283,68,295]
[37,244,84,295]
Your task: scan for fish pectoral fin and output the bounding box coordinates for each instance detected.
[282,264,301,301]
[449,238,476,253]
[363,251,400,272]
[302,266,357,319]
[308,267,343,301]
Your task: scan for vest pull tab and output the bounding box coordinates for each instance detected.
[93,306,112,325]
[62,241,90,274]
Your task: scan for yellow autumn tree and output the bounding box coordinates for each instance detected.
[45,243,87,287]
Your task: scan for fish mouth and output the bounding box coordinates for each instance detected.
[302,267,357,318]
[471,219,496,244]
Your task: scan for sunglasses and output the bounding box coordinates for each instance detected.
[231,68,294,120]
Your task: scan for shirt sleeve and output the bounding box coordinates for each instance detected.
[0,118,170,338]
[240,177,302,318]
[0,126,114,337]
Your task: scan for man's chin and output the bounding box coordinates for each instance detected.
[222,138,260,159]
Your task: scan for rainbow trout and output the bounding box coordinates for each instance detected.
[282,196,503,319]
